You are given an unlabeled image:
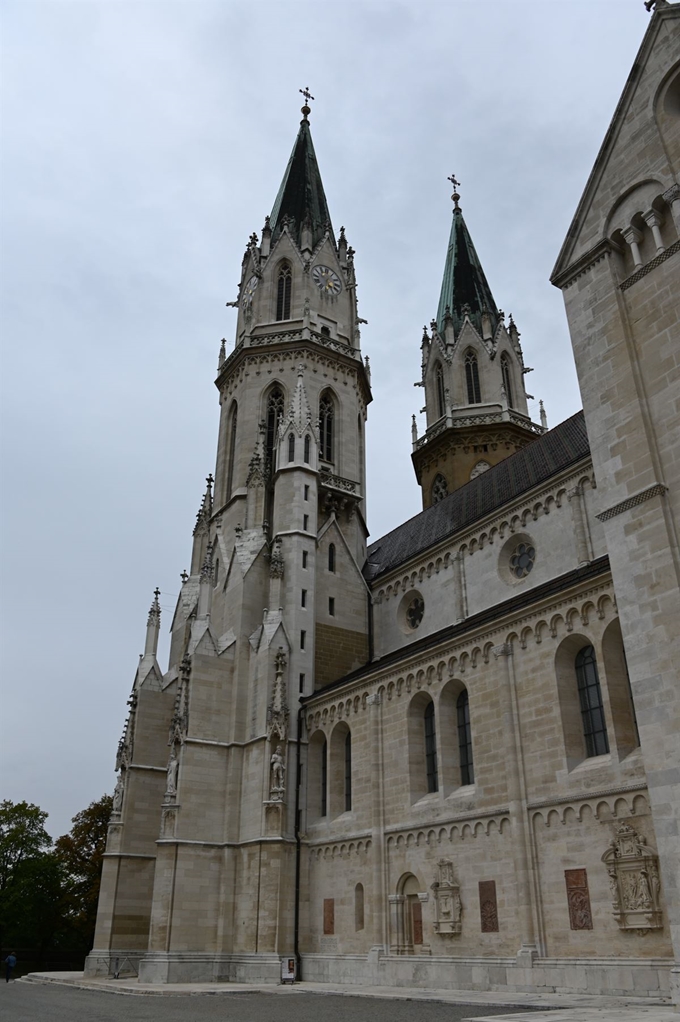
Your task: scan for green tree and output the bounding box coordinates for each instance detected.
[55,794,112,949]
[0,800,52,893]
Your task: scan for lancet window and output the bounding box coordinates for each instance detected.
[265,388,285,469]
[500,353,514,407]
[465,350,482,404]
[435,363,446,418]
[226,402,238,499]
[424,701,438,793]
[304,434,311,463]
[344,732,352,812]
[328,543,336,572]
[321,739,327,816]
[276,262,292,321]
[457,689,474,785]
[575,646,610,757]
[319,393,334,462]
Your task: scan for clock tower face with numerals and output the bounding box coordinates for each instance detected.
[312,264,342,295]
[241,274,259,307]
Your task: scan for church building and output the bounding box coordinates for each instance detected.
[87,4,680,1006]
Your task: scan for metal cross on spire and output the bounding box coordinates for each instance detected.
[299,86,315,119]
[447,173,461,209]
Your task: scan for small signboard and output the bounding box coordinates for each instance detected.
[281,956,296,984]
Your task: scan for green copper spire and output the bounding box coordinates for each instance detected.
[436,181,499,337]
[270,99,333,250]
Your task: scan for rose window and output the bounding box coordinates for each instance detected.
[432,474,448,504]
[510,543,535,579]
[406,596,425,629]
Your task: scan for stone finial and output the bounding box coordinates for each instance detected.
[180,569,189,584]
[218,338,226,368]
[539,400,548,430]
[447,173,461,210]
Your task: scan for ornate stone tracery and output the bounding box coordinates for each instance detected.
[602,822,662,932]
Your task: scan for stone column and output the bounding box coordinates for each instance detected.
[622,226,643,268]
[368,693,388,955]
[642,209,665,254]
[493,643,538,964]
[662,184,680,234]
[388,895,405,955]
[568,485,592,566]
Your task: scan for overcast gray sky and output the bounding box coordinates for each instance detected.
[1,0,648,838]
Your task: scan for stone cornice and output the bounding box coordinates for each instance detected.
[551,239,612,291]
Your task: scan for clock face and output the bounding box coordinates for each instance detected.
[242,275,259,307]
[312,264,342,295]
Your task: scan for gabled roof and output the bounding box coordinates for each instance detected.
[270,118,334,250]
[365,410,589,581]
[551,2,680,283]
[436,206,499,336]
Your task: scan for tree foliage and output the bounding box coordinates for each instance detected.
[0,795,112,956]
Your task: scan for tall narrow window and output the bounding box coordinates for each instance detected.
[354,883,364,931]
[328,543,336,572]
[226,402,238,499]
[435,363,446,418]
[300,629,306,650]
[424,701,438,793]
[465,350,482,404]
[302,550,308,569]
[319,393,334,462]
[301,589,307,607]
[321,739,327,816]
[265,388,285,469]
[276,263,292,321]
[329,597,335,616]
[288,432,295,462]
[457,689,474,785]
[344,732,352,811]
[500,353,513,407]
[214,559,219,587]
[304,434,311,463]
[575,646,610,757]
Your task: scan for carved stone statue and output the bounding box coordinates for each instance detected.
[166,745,180,797]
[270,745,286,800]
[112,772,125,814]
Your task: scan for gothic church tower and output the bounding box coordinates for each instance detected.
[412,181,545,508]
[87,97,372,984]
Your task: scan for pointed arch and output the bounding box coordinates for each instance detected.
[500,352,514,407]
[328,543,336,572]
[288,432,295,462]
[319,389,335,463]
[434,362,445,418]
[265,385,285,469]
[276,261,292,321]
[226,400,238,500]
[464,349,482,404]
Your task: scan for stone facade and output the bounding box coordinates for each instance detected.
[87,6,680,1007]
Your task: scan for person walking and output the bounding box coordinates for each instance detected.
[4,952,17,982]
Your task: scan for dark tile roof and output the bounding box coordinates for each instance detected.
[270,118,333,250]
[365,409,589,582]
[436,206,500,337]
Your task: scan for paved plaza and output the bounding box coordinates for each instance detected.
[2,974,675,1022]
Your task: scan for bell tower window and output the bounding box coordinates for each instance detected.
[435,363,445,419]
[276,263,292,321]
[319,392,334,463]
[501,353,513,408]
[465,350,482,404]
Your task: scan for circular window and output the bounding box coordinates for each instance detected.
[509,542,535,578]
[398,589,425,633]
[498,532,537,586]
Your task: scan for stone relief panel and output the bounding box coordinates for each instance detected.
[601,822,662,932]
[564,868,593,930]
[431,859,462,935]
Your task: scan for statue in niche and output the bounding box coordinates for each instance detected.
[112,772,125,815]
[166,745,180,798]
[601,822,662,932]
[270,745,286,800]
[431,859,462,935]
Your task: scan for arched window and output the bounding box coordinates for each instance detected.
[575,646,610,757]
[354,883,364,931]
[328,543,336,572]
[226,402,238,499]
[288,432,295,462]
[265,387,285,469]
[424,702,438,793]
[304,434,311,463]
[500,353,514,407]
[435,363,445,418]
[321,738,327,817]
[319,392,334,462]
[465,350,482,404]
[344,732,352,811]
[276,263,292,321]
[456,689,474,785]
[431,474,448,504]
